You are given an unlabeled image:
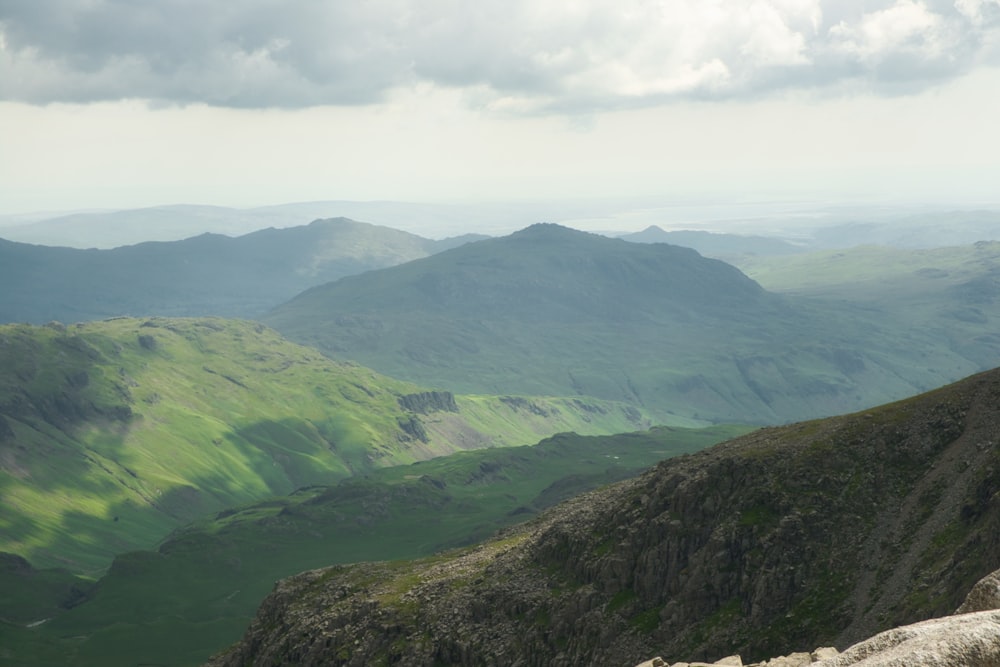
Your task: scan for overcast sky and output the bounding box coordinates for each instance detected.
[2,0,999,218]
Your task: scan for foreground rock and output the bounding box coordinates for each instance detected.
[957,568,1000,614]
[816,610,1000,666]
[209,370,1000,667]
[648,568,1000,667]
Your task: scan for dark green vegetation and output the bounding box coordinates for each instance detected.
[266,224,996,425]
[0,317,654,574]
[211,368,1000,667]
[0,425,747,667]
[0,218,482,323]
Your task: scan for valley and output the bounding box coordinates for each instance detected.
[1,425,747,666]
[209,368,1000,666]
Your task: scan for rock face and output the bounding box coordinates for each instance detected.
[398,391,459,414]
[660,568,1000,667]
[722,572,1000,667]
[208,369,1000,667]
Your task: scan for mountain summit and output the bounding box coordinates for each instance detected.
[265,224,966,424]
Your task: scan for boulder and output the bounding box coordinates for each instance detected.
[816,610,1000,667]
[957,569,1000,614]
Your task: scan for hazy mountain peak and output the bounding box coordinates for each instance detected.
[306,216,360,228]
[510,222,602,240]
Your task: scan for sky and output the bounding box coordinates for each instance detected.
[2,0,1000,218]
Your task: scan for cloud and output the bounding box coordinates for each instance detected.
[1,0,998,111]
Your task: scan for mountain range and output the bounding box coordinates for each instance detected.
[265,223,999,424]
[4,210,1000,667]
[7,218,1000,429]
[0,218,482,323]
[4,202,999,251]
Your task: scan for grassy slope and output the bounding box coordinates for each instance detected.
[732,242,1000,370]
[731,242,1000,297]
[0,317,654,575]
[266,226,996,425]
[0,424,749,667]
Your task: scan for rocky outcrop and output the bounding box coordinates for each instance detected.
[816,610,1000,666]
[398,391,458,414]
[650,570,1000,667]
[957,568,1000,614]
[208,369,1000,667]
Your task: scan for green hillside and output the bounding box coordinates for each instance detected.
[0,424,747,667]
[732,240,1000,303]
[732,242,1000,369]
[0,317,653,574]
[266,224,994,425]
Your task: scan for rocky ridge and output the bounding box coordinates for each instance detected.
[208,369,1000,667]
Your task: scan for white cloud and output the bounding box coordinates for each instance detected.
[955,0,1000,24]
[0,0,997,110]
[829,1,945,59]
[738,2,812,68]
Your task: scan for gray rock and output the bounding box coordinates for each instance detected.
[957,569,1000,614]
[811,648,839,661]
[816,610,1000,667]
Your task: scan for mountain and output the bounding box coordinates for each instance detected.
[0,425,747,667]
[0,204,275,248]
[0,317,652,574]
[0,203,440,249]
[210,367,1000,666]
[620,226,802,258]
[0,218,484,324]
[0,199,618,249]
[265,223,996,425]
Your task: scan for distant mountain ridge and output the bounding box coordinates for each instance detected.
[265,223,997,425]
[620,225,802,258]
[0,218,483,323]
[6,201,998,251]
